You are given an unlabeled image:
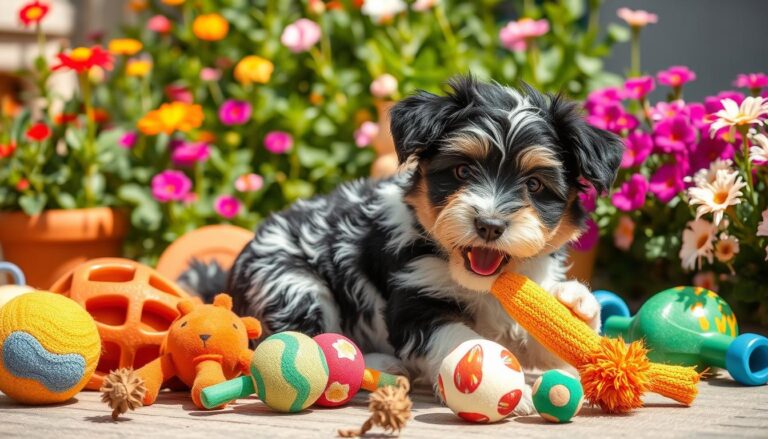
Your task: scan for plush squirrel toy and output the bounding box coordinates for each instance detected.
[101,293,261,419]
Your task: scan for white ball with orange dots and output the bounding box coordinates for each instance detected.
[438,339,526,423]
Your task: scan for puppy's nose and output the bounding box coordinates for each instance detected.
[475,217,507,241]
[199,334,211,342]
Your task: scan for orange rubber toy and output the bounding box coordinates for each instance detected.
[100,294,262,418]
[491,273,700,413]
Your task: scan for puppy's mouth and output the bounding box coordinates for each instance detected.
[462,247,510,276]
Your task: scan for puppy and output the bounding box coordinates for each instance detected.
[223,77,623,412]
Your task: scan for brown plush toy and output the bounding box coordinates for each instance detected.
[101,293,261,418]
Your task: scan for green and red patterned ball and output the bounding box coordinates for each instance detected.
[532,369,584,423]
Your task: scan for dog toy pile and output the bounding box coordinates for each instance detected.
[437,339,525,423]
[50,258,190,390]
[338,376,413,437]
[490,273,701,413]
[100,293,260,418]
[0,292,101,404]
[532,370,584,423]
[603,286,768,386]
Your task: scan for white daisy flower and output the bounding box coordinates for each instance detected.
[757,209,768,237]
[689,158,734,186]
[714,234,740,263]
[679,219,716,271]
[687,169,747,226]
[709,96,768,138]
[750,132,768,164]
[361,0,407,23]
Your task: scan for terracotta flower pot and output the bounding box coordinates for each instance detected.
[566,246,597,284]
[0,207,128,289]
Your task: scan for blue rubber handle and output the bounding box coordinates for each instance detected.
[594,290,631,334]
[0,262,25,286]
[726,333,768,386]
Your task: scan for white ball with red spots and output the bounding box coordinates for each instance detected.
[438,339,526,423]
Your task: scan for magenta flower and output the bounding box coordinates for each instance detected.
[685,102,706,128]
[164,84,193,104]
[214,195,242,219]
[264,131,293,154]
[499,18,549,52]
[235,173,264,192]
[653,115,697,153]
[354,121,380,147]
[611,173,648,211]
[586,102,638,133]
[585,87,626,114]
[734,73,768,91]
[704,91,745,113]
[657,66,696,88]
[689,136,735,173]
[621,130,653,168]
[119,131,137,149]
[624,76,655,100]
[171,141,211,166]
[649,163,685,203]
[280,18,321,53]
[578,183,597,213]
[151,170,192,202]
[650,100,685,122]
[218,100,252,126]
[571,218,599,252]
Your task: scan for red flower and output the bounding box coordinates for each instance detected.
[0,142,16,158]
[90,108,110,124]
[52,46,113,74]
[19,1,49,27]
[54,113,78,125]
[16,179,30,191]
[26,122,51,141]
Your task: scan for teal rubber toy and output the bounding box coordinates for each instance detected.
[604,286,768,386]
[594,290,630,334]
[532,370,583,423]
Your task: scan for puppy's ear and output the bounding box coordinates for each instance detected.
[549,94,624,193]
[390,91,454,163]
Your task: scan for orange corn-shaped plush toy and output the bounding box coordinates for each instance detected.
[491,273,700,413]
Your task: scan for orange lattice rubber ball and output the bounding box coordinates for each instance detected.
[50,258,189,390]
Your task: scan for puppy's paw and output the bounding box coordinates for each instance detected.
[549,281,601,331]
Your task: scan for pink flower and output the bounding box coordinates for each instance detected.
[235,173,264,192]
[164,84,193,103]
[171,141,211,166]
[214,195,242,219]
[649,163,685,203]
[280,18,321,53]
[653,115,697,153]
[119,131,137,149]
[650,100,686,122]
[572,218,599,252]
[734,73,768,91]
[218,100,253,126]
[264,131,293,154]
[354,121,380,147]
[151,170,192,202]
[499,18,549,52]
[370,74,398,99]
[147,15,172,34]
[578,183,597,213]
[611,173,648,211]
[624,76,655,100]
[200,67,221,82]
[613,215,635,251]
[689,136,735,174]
[704,91,745,114]
[413,0,438,11]
[657,66,696,88]
[617,8,658,28]
[685,102,707,128]
[621,131,653,168]
[585,87,626,113]
[586,102,638,133]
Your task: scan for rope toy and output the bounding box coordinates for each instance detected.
[491,273,700,413]
[338,376,412,437]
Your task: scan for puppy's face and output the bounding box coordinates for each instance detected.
[391,78,623,291]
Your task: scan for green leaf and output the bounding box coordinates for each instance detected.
[607,24,631,43]
[55,192,77,209]
[118,183,151,205]
[575,53,604,75]
[563,0,585,19]
[85,172,106,201]
[131,203,162,231]
[19,193,48,215]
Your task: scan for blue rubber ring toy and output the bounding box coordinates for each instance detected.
[726,333,768,386]
[0,262,25,286]
[594,290,631,334]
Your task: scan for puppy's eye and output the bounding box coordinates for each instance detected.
[526,177,543,193]
[454,164,471,180]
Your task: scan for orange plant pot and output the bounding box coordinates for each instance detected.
[0,207,128,289]
[567,246,597,284]
[50,258,189,390]
[371,100,400,179]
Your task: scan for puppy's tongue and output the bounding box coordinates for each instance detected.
[467,247,505,276]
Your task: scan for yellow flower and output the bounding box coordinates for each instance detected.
[234,55,274,85]
[126,59,152,77]
[324,381,350,403]
[137,102,204,135]
[109,38,143,56]
[128,0,149,12]
[192,13,229,41]
[161,0,185,5]
[332,339,358,361]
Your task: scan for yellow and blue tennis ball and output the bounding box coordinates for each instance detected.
[532,369,584,423]
[250,331,329,412]
[0,292,101,404]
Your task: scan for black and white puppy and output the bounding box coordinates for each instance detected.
[224,77,623,412]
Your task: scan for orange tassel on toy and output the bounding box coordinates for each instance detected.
[491,273,700,413]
